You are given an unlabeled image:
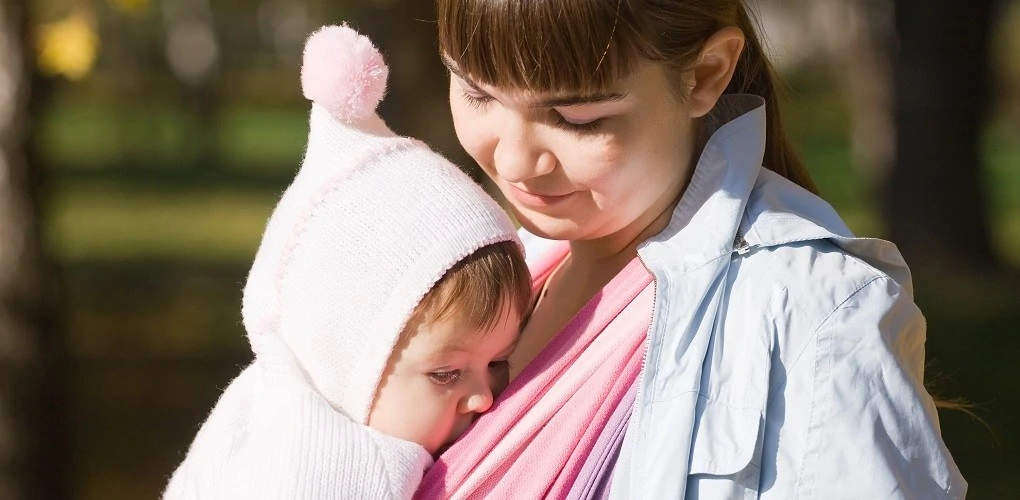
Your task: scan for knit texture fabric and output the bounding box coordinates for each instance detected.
[165,24,520,499]
[164,362,433,499]
[242,25,520,425]
[242,109,519,423]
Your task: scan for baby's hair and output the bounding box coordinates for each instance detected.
[405,240,531,335]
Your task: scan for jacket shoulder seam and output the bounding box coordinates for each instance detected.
[818,238,908,289]
[793,274,886,498]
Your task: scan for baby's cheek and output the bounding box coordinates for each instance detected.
[416,399,457,451]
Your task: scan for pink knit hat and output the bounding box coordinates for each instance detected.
[241,24,521,424]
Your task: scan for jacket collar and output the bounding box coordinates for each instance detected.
[639,94,864,272]
[521,93,883,278]
[638,93,768,272]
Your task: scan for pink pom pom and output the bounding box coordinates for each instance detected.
[301,24,388,122]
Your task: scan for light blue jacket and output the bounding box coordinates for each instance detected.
[522,95,966,499]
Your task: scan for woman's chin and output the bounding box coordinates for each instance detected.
[510,206,590,241]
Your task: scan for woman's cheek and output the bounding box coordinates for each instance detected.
[452,114,492,169]
[566,139,626,189]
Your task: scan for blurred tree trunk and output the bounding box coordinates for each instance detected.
[355,1,473,176]
[159,0,221,169]
[887,0,999,271]
[0,1,69,499]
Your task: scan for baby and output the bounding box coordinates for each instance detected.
[164,25,530,499]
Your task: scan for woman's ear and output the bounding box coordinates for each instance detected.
[688,26,745,118]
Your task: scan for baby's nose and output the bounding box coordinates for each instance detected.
[459,383,494,415]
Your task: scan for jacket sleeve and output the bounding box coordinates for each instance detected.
[795,276,967,499]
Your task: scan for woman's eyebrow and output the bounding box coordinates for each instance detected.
[441,57,476,86]
[441,56,629,108]
[532,92,629,108]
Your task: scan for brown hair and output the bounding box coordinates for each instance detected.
[436,1,980,413]
[436,0,817,193]
[406,240,531,335]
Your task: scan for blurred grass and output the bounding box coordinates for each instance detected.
[42,97,1020,266]
[38,96,309,171]
[217,105,310,172]
[49,182,277,263]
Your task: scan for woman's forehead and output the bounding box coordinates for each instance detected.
[436,0,647,92]
[441,54,595,91]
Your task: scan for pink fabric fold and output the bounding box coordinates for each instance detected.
[415,242,653,500]
[565,378,638,500]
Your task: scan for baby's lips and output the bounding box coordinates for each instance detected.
[442,418,475,449]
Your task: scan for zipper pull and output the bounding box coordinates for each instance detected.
[733,233,750,255]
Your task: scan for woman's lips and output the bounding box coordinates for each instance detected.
[507,184,577,208]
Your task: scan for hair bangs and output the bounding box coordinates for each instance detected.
[437,0,647,95]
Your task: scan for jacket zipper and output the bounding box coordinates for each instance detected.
[625,231,749,494]
[633,278,654,414]
[626,256,657,498]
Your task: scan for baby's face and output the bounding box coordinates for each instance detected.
[367,303,522,455]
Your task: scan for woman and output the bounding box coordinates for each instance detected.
[415,0,966,498]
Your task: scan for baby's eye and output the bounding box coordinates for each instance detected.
[488,360,511,397]
[488,359,510,371]
[488,360,511,381]
[427,370,462,386]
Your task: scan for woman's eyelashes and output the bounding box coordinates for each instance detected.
[553,113,603,133]
[460,88,494,109]
[459,86,604,134]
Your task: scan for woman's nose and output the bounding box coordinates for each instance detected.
[492,115,555,183]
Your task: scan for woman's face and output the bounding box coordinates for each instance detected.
[447,59,697,242]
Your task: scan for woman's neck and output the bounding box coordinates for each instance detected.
[567,116,705,270]
[569,188,684,272]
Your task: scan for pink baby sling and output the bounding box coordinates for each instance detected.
[414,242,653,499]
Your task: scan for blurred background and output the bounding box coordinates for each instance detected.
[2,0,1017,498]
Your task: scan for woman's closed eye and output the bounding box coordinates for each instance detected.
[552,111,603,134]
[458,78,604,134]
[460,88,494,109]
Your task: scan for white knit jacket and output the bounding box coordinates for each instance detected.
[164,24,520,500]
[163,361,432,499]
